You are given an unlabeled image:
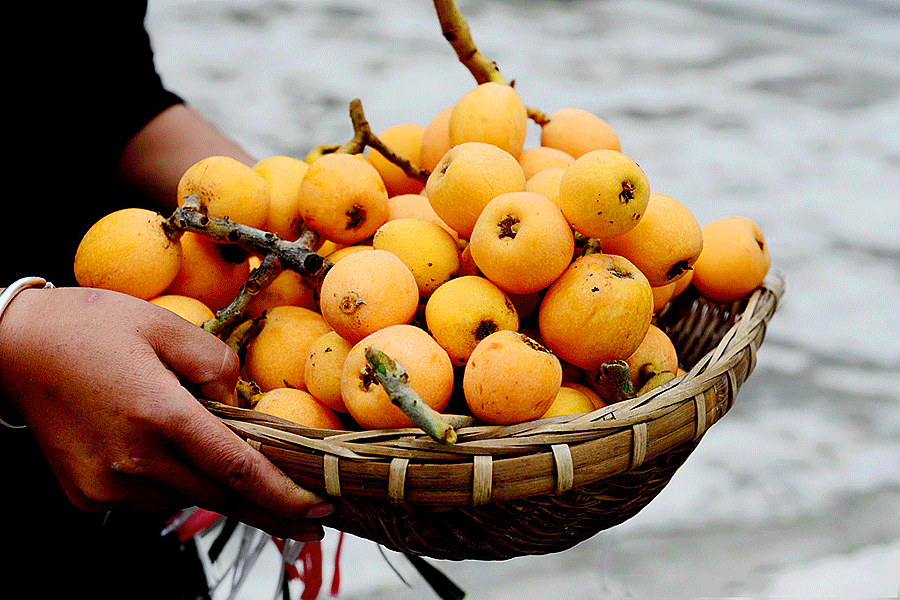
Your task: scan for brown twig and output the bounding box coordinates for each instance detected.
[204,263,277,338]
[337,99,431,183]
[432,0,506,85]
[303,100,430,183]
[433,0,550,127]
[170,196,332,293]
[527,105,552,126]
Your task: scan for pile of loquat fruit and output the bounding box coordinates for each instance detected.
[73,81,771,434]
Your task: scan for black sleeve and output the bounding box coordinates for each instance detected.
[100,2,185,155]
[6,1,186,286]
[18,2,184,168]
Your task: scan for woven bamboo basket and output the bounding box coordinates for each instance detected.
[205,270,784,561]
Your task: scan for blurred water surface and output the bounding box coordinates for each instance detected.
[146,0,899,597]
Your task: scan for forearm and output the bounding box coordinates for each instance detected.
[0,278,56,428]
[116,103,257,213]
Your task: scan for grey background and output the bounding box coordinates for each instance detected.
[145,1,900,598]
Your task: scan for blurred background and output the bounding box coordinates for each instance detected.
[145,0,899,598]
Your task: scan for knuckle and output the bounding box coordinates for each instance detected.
[68,477,118,510]
[67,451,155,510]
[195,345,239,383]
[219,347,241,378]
[109,455,152,478]
[219,449,259,494]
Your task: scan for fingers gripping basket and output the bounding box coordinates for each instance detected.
[206,271,784,561]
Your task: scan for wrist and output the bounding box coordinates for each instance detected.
[0,277,55,429]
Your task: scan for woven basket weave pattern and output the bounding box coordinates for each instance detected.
[207,271,784,560]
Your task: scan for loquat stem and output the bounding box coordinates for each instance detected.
[335,99,431,183]
[304,144,341,163]
[575,233,603,258]
[432,0,551,127]
[170,197,332,293]
[433,0,506,85]
[334,99,369,156]
[203,253,281,337]
[527,106,551,126]
[236,378,263,407]
[294,220,320,251]
[364,346,457,444]
[222,311,266,356]
[590,360,636,406]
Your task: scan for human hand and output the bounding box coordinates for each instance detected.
[0,286,332,541]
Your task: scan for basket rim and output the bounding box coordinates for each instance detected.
[207,270,785,507]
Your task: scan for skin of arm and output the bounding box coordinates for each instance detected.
[117,102,258,213]
[0,104,333,541]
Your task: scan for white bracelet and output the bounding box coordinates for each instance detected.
[0,276,55,429]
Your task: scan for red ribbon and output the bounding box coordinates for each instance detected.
[331,531,344,596]
[273,531,345,599]
[169,508,222,544]
[299,541,323,600]
[170,509,346,599]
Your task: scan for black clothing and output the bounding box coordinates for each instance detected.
[3,433,212,599]
[9,2,183,288]
[4,3,211,598]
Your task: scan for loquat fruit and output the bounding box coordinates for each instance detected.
[538,253,654,370]
[558,149,651,240]
[253,387,345,430]
[468,191,575,295]
[177,155,270,230]
[425,141,527,239]
[298,152,389,245]
[463,330,562,425]
[341,324,454,429]
[318,248,419,343]
[424,275,519,367]
[252,155,309,241]
[243,305,333,393]
[74,207,182,300]
[600,193,703,287]
[448,82,529,159]
[372,218,461,298]
[691,216,771,303]
[540,107,621,158]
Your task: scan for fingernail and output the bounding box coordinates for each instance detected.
[282,524,325,543]
[304,502,335,519]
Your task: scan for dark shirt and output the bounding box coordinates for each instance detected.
[3,3,210,598]
[8,2,183,287]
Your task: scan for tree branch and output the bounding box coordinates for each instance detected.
[304,100,431,184]
[342,99,431,183]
